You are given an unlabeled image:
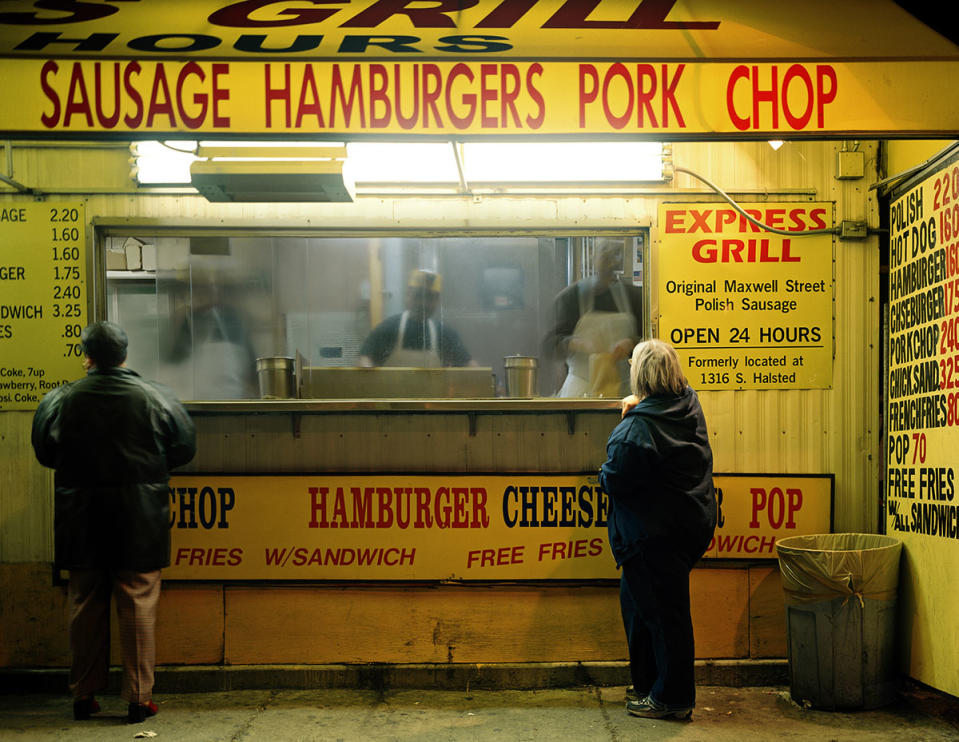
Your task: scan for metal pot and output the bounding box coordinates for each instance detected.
[504,355,538,397]
[256,356,296,399]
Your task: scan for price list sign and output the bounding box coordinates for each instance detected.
[886,159,959,543]
[0,202,87,411]
[658,202,834,390]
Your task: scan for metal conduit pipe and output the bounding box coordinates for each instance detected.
[673,165,839,236]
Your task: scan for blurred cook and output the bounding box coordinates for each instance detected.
[544,241,643,397]
[359,269,473,367]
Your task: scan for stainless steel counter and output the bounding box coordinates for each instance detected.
[185,398,621,413]
[183,398,622,436]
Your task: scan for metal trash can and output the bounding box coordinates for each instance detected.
[256,356,296,399]
[776,533,902,710]
[504,355,538,397]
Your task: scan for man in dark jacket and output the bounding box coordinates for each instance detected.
[599,339,716,721]
[32,321,196,724]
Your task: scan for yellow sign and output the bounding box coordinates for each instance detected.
[0,201,87,411]
[886,153,959,543]
[658,202,834,390]
[164,472,833,579]
[0,1,953,63]
[1,58,959,137]
[706,475,833,559]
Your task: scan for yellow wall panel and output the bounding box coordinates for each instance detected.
[155,585,225,665]
[0,563,69,667]
[0,413,53,562]
[224,571,748,666]
[747,566,788,659]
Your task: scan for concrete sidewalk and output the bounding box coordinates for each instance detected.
[1,684,957,742]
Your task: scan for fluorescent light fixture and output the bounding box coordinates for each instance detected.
[134,140,665,187]
[189,144,354,202]
[463,142,663,182]
[133,140,197,183]
[345,142,461,182]
[768,140,785,151]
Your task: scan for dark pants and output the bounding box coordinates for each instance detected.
[619,536,707,708]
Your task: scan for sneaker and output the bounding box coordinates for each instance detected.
[127,700,159,724]
[626,695,693,720]
[73,696,101,721]
[625,686,642,702]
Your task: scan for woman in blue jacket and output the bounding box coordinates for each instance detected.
[598,339,716,720]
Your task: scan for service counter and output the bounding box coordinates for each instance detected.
[185,397,620,437]
[143,397,790,670]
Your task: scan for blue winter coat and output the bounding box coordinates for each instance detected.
[598,386,716,566]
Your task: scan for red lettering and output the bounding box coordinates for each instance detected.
[480,63,498,128]
[452,487,469,528]
[265,63,291,128]
[422,63,443,128]
[781,239,800,262]
[330,64,366,127]
[726,65,750,131]
[782,64,813,130]
[445,62,475,129]
[467,545,522,567]
[211,63,230,127]
[94,62,120,128]
[295,65,324,127]
[716,209,738,231]
[395,63,419,129]
[500,63,521,127]
[145,63,176,128]
[664,209,685,233]
[175,62,207,129]
[414,487,432,528]
[727,64,838,131]
[816,66,837,127]
[810,207,827,230]
[524,63,544,129]
[308,487,328,528]
[661,63,684,127]
[602,63,633,130]
[786,488,802,528]
[634,63,657,127]
[64,62,93,127]
[752,64,778,129]
[40,60,61,128]
[376,487,394,528]
[688,209,711,233]
[579,63,599,128]
[122,62,143,128]
[369,63,390,127]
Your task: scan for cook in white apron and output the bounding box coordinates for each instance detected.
[192,306,255,399]
[558,278,637,397]
[384,311,442,368]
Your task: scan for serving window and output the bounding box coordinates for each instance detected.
[103,230,647,401]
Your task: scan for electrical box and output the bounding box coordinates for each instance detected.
[836,150,865,180]
[840,220,868,239]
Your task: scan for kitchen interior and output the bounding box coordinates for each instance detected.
[104,231,645,400]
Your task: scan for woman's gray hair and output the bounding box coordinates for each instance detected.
[629,339,687,399]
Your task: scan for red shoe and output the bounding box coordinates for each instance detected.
[73,696,101,721]
[127,700,158,724]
